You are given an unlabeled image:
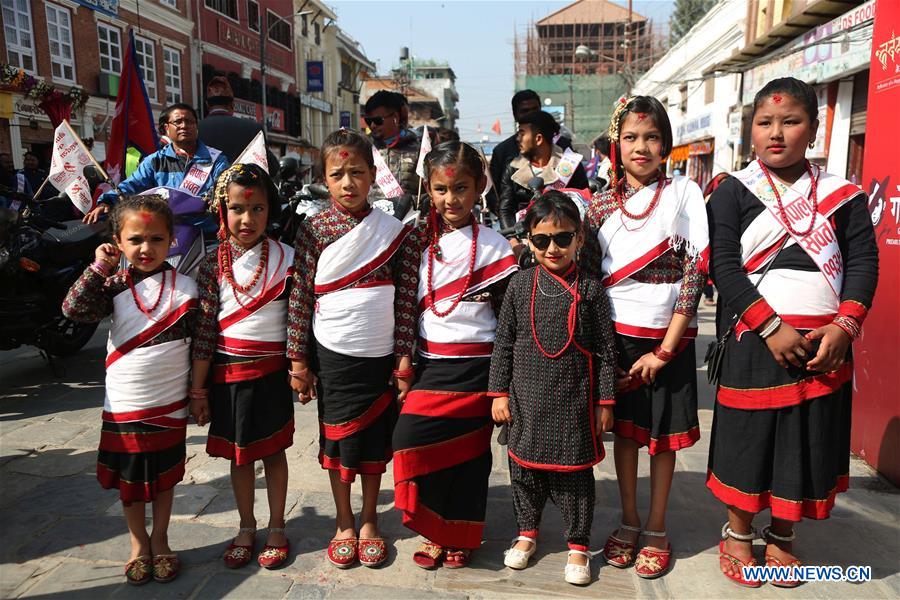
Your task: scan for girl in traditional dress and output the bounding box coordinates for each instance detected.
[586,96,709,579]
[287,129,419,569]
[189,163,295,570]
[63,195,197,585]
[490,191,617,586]
[392,141,518,569]
[707,77,878,587]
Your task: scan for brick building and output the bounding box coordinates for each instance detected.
[0,0,193,168]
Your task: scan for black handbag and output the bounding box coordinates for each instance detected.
[705,237,788,386]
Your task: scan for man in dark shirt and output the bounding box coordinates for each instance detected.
[198,76,278,174]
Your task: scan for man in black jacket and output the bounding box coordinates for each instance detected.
[198,76,278,174]
[498,110,588,231]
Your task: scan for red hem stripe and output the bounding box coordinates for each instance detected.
[401,390,492,420]
[394,424,493,482]
[706,469,849,522]
[739,298,776,331]
[216,337,286,353]
[508,448,603,472]
[735,313,835,339]
[613,421,700,455]
[102,398,188,423]
[717,362,852,410]
[417,339,494,358]
[206,419,294,466]
[319,450,390,484]
[97,460,185,504]
[418,257,518,312]
[614,323,697,339]
[314,225,411,294]
[602,238,671,287]
[394,481,484,549]
[211,355,287,384]
[320,390,393,441]
[105,301,196,368]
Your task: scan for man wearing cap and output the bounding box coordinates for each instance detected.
[198,76,278,174]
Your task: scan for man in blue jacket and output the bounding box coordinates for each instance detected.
[84,104,230,223]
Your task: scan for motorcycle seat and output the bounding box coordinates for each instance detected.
[41,220,105,246]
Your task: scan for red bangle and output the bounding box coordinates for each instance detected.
[189,388,209,400]
[393,368,415,378]
[832,315,861,340]
[652,345,677,363]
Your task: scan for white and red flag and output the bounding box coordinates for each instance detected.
[234,131,269,173]
[415,125,432,179]
[48,121,95,215]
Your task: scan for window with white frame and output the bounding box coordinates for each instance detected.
[204,0,236,20]
[2,0,36,73]
[98,24,122,75]
[163,46,182,104]
[133,36,157,101]
[247,0,259,31]
[160,0,177,8]
[46,3,76,83]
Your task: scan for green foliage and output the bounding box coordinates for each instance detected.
[670,0,717,45]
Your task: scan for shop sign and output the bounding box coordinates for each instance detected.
[231,98,285,132]
[340,111,351,128]
[73,0,118,17]
[742,0,876,104]
[299,93,332,114]
[728,111,742,138]
[676,113,711,141]
[307,61,324,93]
[689,140,714,156]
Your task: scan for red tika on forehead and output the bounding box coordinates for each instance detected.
[242,187,253,199]
[444,166,456,178]
[636,113,648,121]
[338,150,350,159]
[139,211,154,225]
[772,94,783,104]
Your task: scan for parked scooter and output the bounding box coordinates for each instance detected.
[0,186,105,356]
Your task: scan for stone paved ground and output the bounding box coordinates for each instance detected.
[1,304,898,599]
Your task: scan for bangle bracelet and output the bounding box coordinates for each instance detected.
[759,316,782,339]
[288,369,308,378]
[189,388,209,399]
[652,345,676,363]
[393,368,415,378]
[832,315,861,340]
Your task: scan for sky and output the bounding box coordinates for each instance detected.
[330,0,675,143]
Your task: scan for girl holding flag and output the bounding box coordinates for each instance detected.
[63,195,197,585]
[392,141,518,569]
[585,96,709,579]
[706,77,878,587]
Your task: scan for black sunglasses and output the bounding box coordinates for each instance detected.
[364,113,395,127]
[528,231,576,251]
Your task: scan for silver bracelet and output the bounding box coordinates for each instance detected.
[759,316,782,338]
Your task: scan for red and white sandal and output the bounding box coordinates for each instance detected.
[258,527,290,569]
[719,523,762,588]
[603,523,640,568]
[634,530,671,579]
[762,525,802,588]
[223,527,256,569]
[327,537,358,569]
[358,537,388,568]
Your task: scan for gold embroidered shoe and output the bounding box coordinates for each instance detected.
[124,555,152,585]
[152,553,180,583]
[258,528,290,569]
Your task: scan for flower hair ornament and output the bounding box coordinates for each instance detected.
[606,96,636,191]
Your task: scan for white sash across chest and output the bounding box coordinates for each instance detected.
[417,225,518,358]
[217,238,294,356]
[313,207,410,357]
[104,270,197,422]
[179,147,222,195]
[596,176,709,338]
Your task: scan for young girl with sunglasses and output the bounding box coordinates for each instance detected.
[707,77,877,587]
[490,191,617,586]
[585,96,709,579]
[391,141,518,569]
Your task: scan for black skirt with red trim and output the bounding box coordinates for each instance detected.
[392,355,494,549]
[613,334,700,454]
[207,367,295,466]
[314,342,397,483]
[97,420,186,504]
[707,326,853,521]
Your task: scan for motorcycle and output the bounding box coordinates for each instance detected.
[0,187,106,356]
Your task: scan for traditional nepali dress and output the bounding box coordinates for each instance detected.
[62,264,197,503]
[392,221,518,549]
[288,202,419,483]
[489,265,616,549]
[586,176,709,454]
[706,161,878,521]
[193,237,296,465]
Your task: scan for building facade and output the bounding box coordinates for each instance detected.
[1,0,193,167]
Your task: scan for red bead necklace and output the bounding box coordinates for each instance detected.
[218,237,269,309]
[126,267,170,317]
[426,212,478,318]
[529,266,579,359]
[615,175,667,221]
[759,160,819,237]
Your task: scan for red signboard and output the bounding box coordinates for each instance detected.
[233,98,285,132]
[853,0,900,485]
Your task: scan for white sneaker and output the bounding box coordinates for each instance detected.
[503,536,537,569]
[564,549,592,585]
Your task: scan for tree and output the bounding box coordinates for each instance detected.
[670,0,717,45]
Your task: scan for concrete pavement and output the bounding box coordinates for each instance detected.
[1,303,898,599]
